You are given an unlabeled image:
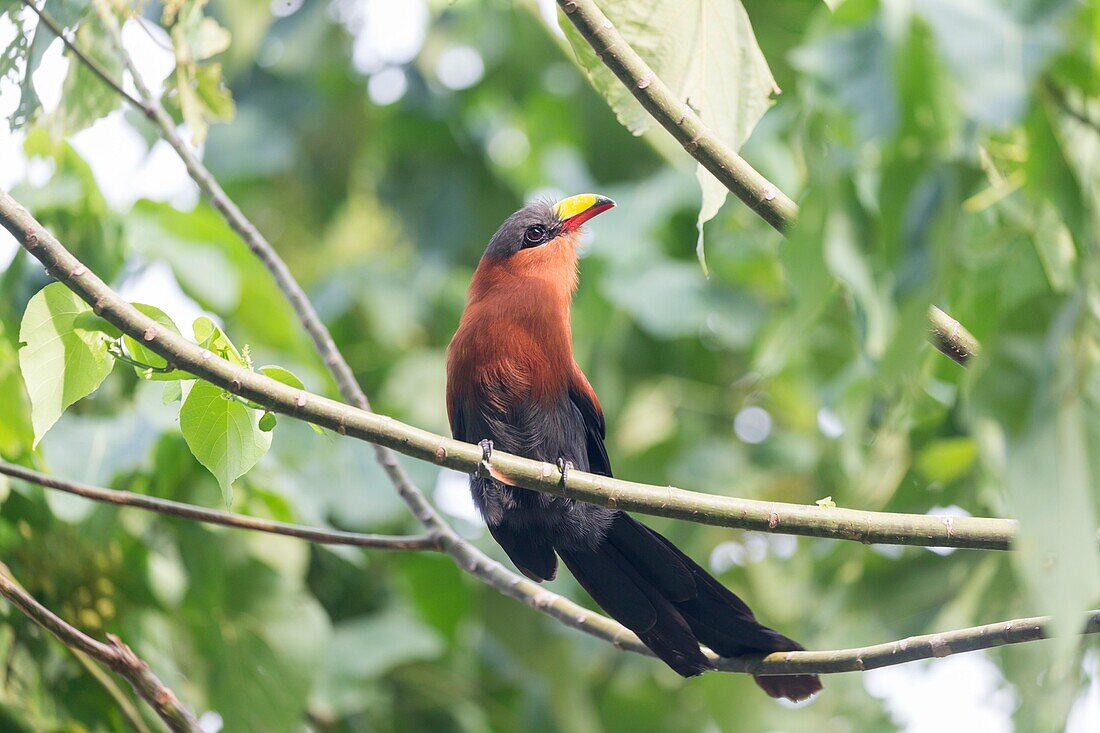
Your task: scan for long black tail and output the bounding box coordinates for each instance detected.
[556,512,822,702]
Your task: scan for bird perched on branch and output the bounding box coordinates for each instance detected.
[445,194,821,701]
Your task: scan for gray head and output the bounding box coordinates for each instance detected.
[483,194,615,259]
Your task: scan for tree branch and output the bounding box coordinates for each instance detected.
[20,1,146,111]
[87,0,462,556]
[3,463,1097,679]
[555,0,979,366]
[0,190,1028,553]
[0,565,201,732]
[0,461,437,551]
[928,305,980,366]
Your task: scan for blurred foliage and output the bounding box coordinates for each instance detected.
[0,0,1098,731]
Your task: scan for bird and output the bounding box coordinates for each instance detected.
[445,194,822,701]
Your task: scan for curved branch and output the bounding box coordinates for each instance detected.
[88,0,456,547]
[0,191,1024,552]
[3,463,1097,679]
[21,1,147,111]
[0,565,201,732]
[0,462,437,551]
[555,0,978,366]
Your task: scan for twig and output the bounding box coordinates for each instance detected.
[0,565,201,732]
[0,462,438,551]
[70,648,153,733]
[89,0,461,558]
[20,1,148,112]
[1,463,1098,678]
[554,0,979,366]
[928,305,979,365]
[0,192,1031,554]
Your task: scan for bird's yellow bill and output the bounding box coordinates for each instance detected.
[556,193,616,231]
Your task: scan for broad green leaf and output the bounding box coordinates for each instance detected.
[192,315,246,367]
[51,19,122,133]
[179,380,271,505]
[167,3,234,145]
[0,328,33,457]
[11,0,86,128]
[258,365,304,390]
[122,303,184,379]
[162,380,183,405]
[915,437,977,483]
[18,283,115,446]
[563,0,777,260]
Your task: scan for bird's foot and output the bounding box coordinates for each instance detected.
[556,457,574,491]
[475,439,494,479]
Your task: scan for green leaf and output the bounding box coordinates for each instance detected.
[52,19,122,133]
[258,365,304,390]
[0,328,33,457]
[11,0,86,129]
[563,0,777,260]
[915,437,977,483]
[194,63,235,120]
[258,412,276,432]
[162,381,183,405]
[179,380,271,505]
[122,303,183,378]
[18,283,115,447]
[192,316,246,367]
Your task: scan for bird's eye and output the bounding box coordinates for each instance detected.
[524,225,547,246]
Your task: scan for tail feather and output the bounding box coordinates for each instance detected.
[557,539,710,677]
[562,513,822,702]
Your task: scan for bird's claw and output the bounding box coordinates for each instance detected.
[556,457,574,491]
[476,439,494,479]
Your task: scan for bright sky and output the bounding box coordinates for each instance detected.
[0,2,1097,729]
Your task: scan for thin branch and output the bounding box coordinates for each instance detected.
[0,462,438,551]
[21,1,147,112]
[554,0,979,366]
[712,610,1100,675]
[70,648,154,733]
[928,305,980,365]
[89,0,461,557]
[0,192,1028,554]
[2,463,1098,679]
[0,565,201,732]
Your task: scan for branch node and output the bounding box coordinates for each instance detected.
[768,511,780,530]
[295,391,308,408]
[142,325,157,342]
[23,230,38,248]
[71,264,87,278]
[683,130,704,153]
[636,71,653,90]
[200,350,213,361]
[434,444,447,462]
[229,378,241,392]
[761,184,778,202]
[562,0,578,12]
